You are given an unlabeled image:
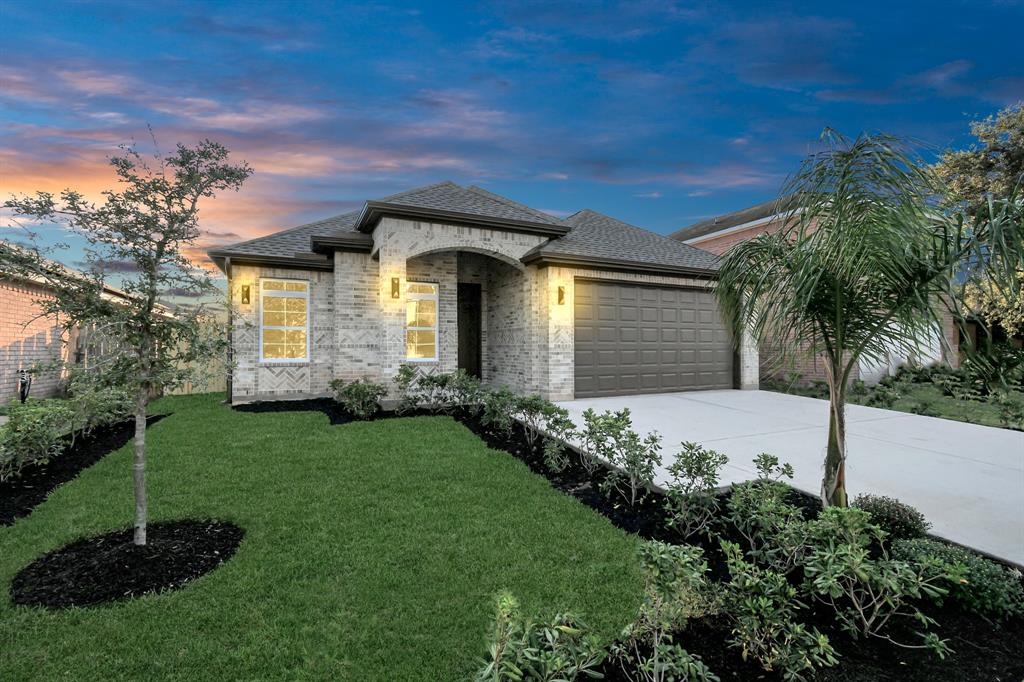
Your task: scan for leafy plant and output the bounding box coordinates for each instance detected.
[330,378,387,419]
[864,384,901,409]
[587,408,662,508]
[393,363,422,414]
[851,494,931,541]
[515,395,570,449]
[908,399,939,417]
[65,369,133,442]
[482,387,518,437]
[720,541,837,681]
[610,542,720,682]
[541,409,576,474]
[663,442,728,540]
[803,507,954,657]
[0,398,73,481]
[991,390,1024,429]
[893,537,1024,620]
[476,591,606,682]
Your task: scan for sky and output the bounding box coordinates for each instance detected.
[1,0,1022,285]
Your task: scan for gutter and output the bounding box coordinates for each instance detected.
[354,201,571,238]
[521,250,719,279]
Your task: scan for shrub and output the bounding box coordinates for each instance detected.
[908,399,939,417]
[439,370,483,414]
[893,538,1024,620]
[540,409,576,473]
[576,408,608,474]
[610,542,720,682]
[720,541,837,681]
[991,390,1024,429]
[66,370,133,440]
[476,591,606,682]
[393,364,421,414]
[851,494,930,541]
[727,455,809,575]
[803,507,953,657]
[0,399,73,481]
[586,408,661,507]
[330,378,387,419]
[663,442,728,541]
[864,384,901,409]
[515,395,569,449]
[482,387,518,437]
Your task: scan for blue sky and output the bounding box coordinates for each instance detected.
[1,0,1022,276]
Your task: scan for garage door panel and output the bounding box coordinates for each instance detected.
[574,280,733,398]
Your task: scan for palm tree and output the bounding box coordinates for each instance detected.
[716,130,1022,507]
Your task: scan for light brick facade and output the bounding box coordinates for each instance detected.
[0,278,66,401]
[227,217,760,402]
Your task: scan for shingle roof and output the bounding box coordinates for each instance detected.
[670,196,795,242]
[373,181,563,226]
[210,211,360,260]
[524,209,720,274]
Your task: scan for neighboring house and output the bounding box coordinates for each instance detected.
[0,265,131,402]
[670,200,960,384]
[208,182,759,404]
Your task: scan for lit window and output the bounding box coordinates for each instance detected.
[260,278,309,362]
[405,281,438,361]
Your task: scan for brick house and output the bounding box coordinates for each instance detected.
[670,199,960,384]
[209,182,759,404]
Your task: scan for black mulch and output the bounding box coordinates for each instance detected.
[232,398,432,425]
[0,415,166,526]
[9,519,244,609]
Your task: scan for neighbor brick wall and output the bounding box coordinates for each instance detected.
[688,222,777,256]
[0,278,66,401]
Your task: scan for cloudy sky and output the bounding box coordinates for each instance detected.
[1,0,1022,281]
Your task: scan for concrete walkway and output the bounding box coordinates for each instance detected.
[557,390,1024,566]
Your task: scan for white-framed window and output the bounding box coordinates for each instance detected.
[259,278,310,363]
[405,281,438,362]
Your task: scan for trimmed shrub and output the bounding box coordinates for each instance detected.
[663,442,728,541]
[864,384,901,409]
[0,398,73,481]
[393,363,421,414]
[893,537,1024,620]
[481,387,517,437]
[585,408,661,508]
[852,494,930,541]
[330,378,387,419]
[66,370,133,439]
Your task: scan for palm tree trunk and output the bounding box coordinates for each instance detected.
[822,364,849,507]
[132,384,148,545]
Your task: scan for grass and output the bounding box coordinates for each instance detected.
[763,378,1023,429]
[0,393,642,681]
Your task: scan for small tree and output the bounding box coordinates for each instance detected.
[717,130,1022,507]
[1,139,251,545]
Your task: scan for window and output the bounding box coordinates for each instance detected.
[260,278,309,362]
[405,281,438,361]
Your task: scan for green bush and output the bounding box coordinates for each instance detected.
[663,442,728,541]
[864,384,901,409]
[893,538,1024,620]
[0,398,73,481]
[720,541,837,681]
[851,494,931,541]
[393,364,421,414]
[586,408,661,508]
[540,409,576,474]
[481,386,518,437]
[803,507,952,657]
[514,395,569,448]
[329,378,387,419]
[991,390,1024,429]
[476,591,606,682]
[66,370,133,438]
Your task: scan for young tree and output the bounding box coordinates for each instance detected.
[1,140,251,544]
[716,130,1022,507]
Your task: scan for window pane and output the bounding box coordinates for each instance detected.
[286,329,306,345]
[406,330,436,359]
[263,329,286,344]
[263,280,285,291]
[285,297,307,312]
[405,299,436,327]
[285,281,308,292]
[407,282,437,295]
[263,296,285,312]
[263,311,286,326]
[285,344,306,359]
[263,344,285,359]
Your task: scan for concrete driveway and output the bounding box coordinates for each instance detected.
[557,390,1024,566]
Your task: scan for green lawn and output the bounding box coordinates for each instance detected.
[0,393,642,681]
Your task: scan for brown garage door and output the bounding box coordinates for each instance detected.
[574,280,733,398]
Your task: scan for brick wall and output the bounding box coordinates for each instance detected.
[0,278,66,401]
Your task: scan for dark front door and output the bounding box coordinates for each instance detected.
[457,283,482,378]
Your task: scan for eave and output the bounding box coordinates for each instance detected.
[354,201,570,238]
[207,250,334,273]
[520,251,719,280]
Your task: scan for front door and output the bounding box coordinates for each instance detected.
[457,283,482,378]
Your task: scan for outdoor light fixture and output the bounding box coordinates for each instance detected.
[557,285,565,305]
[391,277,401,299]
[241,284,250,305]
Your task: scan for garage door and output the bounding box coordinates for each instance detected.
[574,280,733,398]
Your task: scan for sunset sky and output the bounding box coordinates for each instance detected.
[1,0,1022,284]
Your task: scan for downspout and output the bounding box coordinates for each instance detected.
[225,256,233,404]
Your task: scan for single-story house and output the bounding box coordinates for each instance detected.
[670,200,960,384]
[208,182,759,404]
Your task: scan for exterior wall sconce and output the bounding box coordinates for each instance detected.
[241,284,250,305]
[557,285,566,305]
[391,277,401,299]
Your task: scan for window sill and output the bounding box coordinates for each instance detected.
[404,358,439,363]
[259,360,311,366]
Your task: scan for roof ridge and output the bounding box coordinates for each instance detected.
[374,180,460,203]
[465,185,561,224]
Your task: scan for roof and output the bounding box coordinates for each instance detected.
[670,196,796,242]
[208,182,719,277]
[521,209,720,276]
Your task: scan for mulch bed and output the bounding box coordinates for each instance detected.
[1,415,165,526]
[228,398,1024,679]
[9,520,244,609]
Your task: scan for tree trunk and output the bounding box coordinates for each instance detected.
[132,385,148,545]
[821,365,849,508]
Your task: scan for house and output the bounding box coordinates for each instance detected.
[670,199,960,384]
[208,182,759,404]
